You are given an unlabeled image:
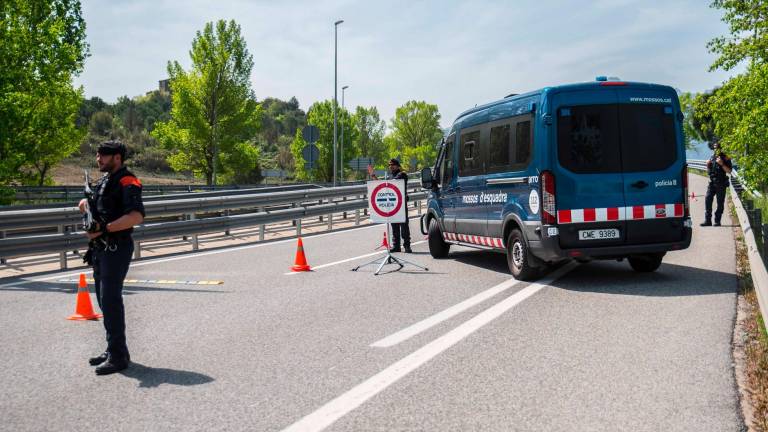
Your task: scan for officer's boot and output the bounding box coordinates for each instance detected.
[89,351,109,366]
[95,354,130,375]
[700,220,712,227]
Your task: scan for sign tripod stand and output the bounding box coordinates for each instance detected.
[353,172,428,276]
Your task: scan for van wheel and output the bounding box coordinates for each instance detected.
[428,219,450,258]
[628,253,664,272]
[506,229,538,280]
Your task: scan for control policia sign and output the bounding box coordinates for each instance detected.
[367,180,406,224]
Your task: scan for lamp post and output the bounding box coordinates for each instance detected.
[341,85,349,182]
[333,19,344,187]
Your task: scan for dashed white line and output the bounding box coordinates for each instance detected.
[370,276,522,347]
[279,262,577,432]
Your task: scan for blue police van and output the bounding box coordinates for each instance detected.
[420,78,693,280]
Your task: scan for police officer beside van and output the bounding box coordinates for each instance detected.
[369,159,412,253]
[701,142,732,227]
[78,141,145,375]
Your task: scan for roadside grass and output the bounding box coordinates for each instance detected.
[732,200,768,430]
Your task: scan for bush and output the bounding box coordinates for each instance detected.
[133,146,172,172]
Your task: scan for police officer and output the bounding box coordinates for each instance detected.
[701,142,732,227]
[78,141,145,375]
[369,159,411,253]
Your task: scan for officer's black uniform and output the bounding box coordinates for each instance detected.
[703,151,732,226]
[390,167,411,252]
[88,148,144,372]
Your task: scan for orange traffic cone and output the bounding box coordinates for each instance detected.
[291,237,311,272]
[67,273,102,320]
[376,231,389,250]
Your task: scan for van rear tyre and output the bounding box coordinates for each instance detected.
[506,229,538,280]
[628,253,664,272]
[428,219,450,258]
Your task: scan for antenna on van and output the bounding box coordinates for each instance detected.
[505,93,518,98]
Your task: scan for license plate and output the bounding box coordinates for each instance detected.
[578,228,620,240]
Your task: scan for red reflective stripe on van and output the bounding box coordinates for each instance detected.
[632,206,644,220]
[607,207,619,221]
[655,204,666,218]
[674,203,683,217]
[583,208,596,222]
[558,210,572,224]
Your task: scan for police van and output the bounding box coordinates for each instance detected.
[420,78,692,280]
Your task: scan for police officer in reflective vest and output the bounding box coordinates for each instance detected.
[701,142,732,227]
[369,158,411,253]
[79,141,145,375]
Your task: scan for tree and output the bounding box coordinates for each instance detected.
[704,1,768,190]
[387,100,444,171]
[353,106,386,169]
[152,20,262,185]
[0,0,89,185]
[290,100,356,181]
[679,92,719,149]
[708,0,768,71]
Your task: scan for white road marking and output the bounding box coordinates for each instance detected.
[280,262,577,432]
[0,221,402,289]
[370,276,522,347]
[284,240,427,275]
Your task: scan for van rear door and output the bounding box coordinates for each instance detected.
[554,90,627,249]
[616,90,685,244]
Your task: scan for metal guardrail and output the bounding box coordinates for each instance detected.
[0,183,427,266]
[730,180,768,329]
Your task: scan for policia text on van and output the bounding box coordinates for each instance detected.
[420,78,692,280]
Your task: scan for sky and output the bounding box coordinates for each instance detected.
[75,0,743,129]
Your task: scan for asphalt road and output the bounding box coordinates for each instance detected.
[0,173,744,431]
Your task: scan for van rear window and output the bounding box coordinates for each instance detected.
[557,105,622,174]
[557,104,677,173]
[619,104,676,172]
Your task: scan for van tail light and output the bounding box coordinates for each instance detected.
[541,170,556,224]
[682,164,690,218]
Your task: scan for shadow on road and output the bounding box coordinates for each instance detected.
[449,250,509,274]
[552,260,737,297]
[120,362,214,388]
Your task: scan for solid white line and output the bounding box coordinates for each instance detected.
[279,262,577,432]
[283,240,427,275]
[370,276,522,347]
[0,222,388,289]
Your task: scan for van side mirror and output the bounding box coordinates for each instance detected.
[421,167,434,189]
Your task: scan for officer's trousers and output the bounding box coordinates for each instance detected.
[92,237,134,359]
[704,182,727,224]
[391,209,411,248]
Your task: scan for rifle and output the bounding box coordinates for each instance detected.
[82,170,106,264]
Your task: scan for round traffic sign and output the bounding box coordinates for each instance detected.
[369,182,403,218]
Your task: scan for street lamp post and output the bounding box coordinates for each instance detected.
[341,85,348,182]
[333,19,344,187]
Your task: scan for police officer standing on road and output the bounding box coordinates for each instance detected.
[701,142,732,227]
[79,141,144,375]
[368,159,411,253]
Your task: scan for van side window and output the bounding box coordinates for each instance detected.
[440,135,454,187]
[459,130,482,176]
[488,123,511,173]
[514,120,532,166]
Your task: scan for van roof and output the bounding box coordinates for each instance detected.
[454,81,676,124]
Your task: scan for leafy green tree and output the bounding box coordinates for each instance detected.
[708,0,768,71]
[353,106,386,168]
[290,100,355,181]
[0,0,89,185]
[152,20,262,185]
[387,100,444,171]
[704,1,768,190]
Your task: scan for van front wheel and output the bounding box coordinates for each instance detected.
[506,229,537,280]
[428,219,450,258]
[628,253,664,272]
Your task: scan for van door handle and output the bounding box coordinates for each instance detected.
[631,180,649,189]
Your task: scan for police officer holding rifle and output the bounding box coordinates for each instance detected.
[79,141,144,375]
[701,142,732,227]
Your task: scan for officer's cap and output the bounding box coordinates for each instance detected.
[97,140,127,159]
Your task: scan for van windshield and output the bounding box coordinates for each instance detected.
[557,104,677,173]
